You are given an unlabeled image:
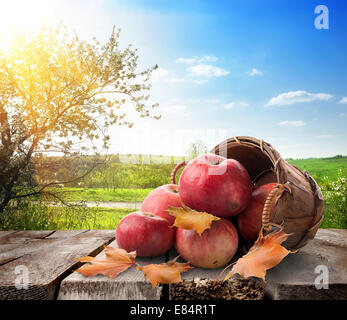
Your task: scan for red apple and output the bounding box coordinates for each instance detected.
[116,211,174,257]
[179,154,252,217]
[238,183,278,243]
[175,219,239,269]
[140,184,181,226]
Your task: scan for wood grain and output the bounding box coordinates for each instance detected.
[58,240,165,300]
[0,231,89,265]
[0,230,115,300]
[1,228,345,300]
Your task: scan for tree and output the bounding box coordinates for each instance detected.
[0,24,160,214]
[186,140,208,159]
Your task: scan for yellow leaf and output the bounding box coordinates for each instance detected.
[136,256,194,288]
[75,246,136,279]
[167,203,220,236]
[224,230,295,282]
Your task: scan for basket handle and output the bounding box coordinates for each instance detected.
[170,161,187,184]
[262,183,292,231]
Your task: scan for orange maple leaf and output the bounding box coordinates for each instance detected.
[166,203,220,236]
[224,229,295,282]
[136,256,194,288]
[75,246,136,279]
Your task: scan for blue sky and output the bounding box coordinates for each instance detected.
[1,0,346,158]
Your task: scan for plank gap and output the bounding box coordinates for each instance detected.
[0,254,24,267]
[40,231,56,239]
[52,236,115,300]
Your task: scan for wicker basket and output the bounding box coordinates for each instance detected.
[172,136,324,250]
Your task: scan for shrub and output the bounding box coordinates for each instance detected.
[0,199,98,230]
[320,169,347,229]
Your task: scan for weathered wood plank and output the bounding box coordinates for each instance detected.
[265,228,347,299]
[169,228,347,300]
[0,230,115,300]
[58,240,165,300]
[0,231,55,246]
[46,230,89,239]
[0,231,18,240]
[0,230,88,265]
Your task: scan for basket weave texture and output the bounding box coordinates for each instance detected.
[210,136,324,250]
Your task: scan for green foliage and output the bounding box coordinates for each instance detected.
[186,140,208,160]
[74,162,177,189]
[320,169,347,229]
[60,187,152,202]
[287,157,347,229]
[0,199,131,230]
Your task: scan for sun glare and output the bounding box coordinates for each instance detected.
[0,0,62,50]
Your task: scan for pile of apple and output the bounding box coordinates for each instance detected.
[116,154,277,269]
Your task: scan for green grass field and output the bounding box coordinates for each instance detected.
[56,187,153,202]
[0,204,132,231]
[287,156,347,180]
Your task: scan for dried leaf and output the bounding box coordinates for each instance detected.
[75,246,136,279]
[167,203,220,236]
[136,256,194,288]
[224,230,295,282]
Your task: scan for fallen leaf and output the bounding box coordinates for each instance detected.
[75,246,136,279]
[167,203,220,236]
[224,229,295,282]
[136,256,194,288]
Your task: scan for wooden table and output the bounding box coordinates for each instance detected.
[0,229,346,300]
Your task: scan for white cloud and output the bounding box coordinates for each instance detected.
[176,57,197,65]
[279,120,306,127]
[167,98,183,103]
[192,79,208,84]
[317,134,335,139]
[249,68,263,76]
[176,55,218,65]
[160,105,188,114]
[339,113,346,117]
[203,98,220,104]
[188,64,229,77]
[237,101,249,107]
[165,77,186,83]
[151,67,169,82]
[267,90,333,106]
[224,101,249,109]
[164,77,208,84]
[339,97,347,104]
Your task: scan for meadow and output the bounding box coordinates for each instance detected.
[0,202,132,230]
[287,156,347,181]
[1,155,346,231]
[60,187,152,202]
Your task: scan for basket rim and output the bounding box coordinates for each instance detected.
[210,136,287,184]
